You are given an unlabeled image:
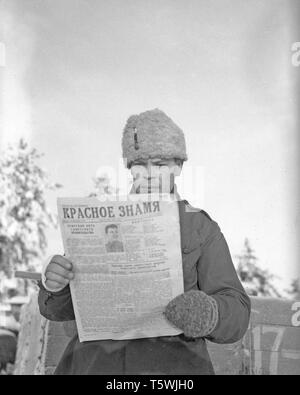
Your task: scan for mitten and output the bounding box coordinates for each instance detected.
[165,290,219,338]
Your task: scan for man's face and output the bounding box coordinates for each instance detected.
[107,227,118,242]
[130,158,182,194]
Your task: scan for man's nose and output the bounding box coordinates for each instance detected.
[141,162,151,178]
[145,160,157,178]
[145,160,152,172]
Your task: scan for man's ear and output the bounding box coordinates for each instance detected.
[174,160,183,176]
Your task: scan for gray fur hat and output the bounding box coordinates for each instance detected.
[122,108,188,168]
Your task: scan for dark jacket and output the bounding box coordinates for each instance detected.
[38,199,251,375]
[105,240,124,253]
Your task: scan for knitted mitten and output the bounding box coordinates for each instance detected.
[165,290,219,338]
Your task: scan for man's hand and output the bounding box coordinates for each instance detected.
[44,255,74,292]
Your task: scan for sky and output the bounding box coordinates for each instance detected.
[0,0,299,289]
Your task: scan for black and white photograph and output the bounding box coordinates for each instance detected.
[104,223,124,253]
[0,0,299,378]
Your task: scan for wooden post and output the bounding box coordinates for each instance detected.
[14,271,42,281]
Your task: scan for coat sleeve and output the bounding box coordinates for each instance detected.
[38,281,75,322]
[197,215,251,344]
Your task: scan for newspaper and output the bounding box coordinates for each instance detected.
[57,195,184,342]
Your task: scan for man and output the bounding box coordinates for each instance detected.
[38,108,251,375]
[105,224,124,253]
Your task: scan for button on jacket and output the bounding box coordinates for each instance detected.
[38,199,251,375]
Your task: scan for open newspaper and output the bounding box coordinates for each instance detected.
[57,195,184,342]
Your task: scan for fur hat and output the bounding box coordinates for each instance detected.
[122,108,188,168]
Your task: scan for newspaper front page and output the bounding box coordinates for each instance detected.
[57,195,184,342]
